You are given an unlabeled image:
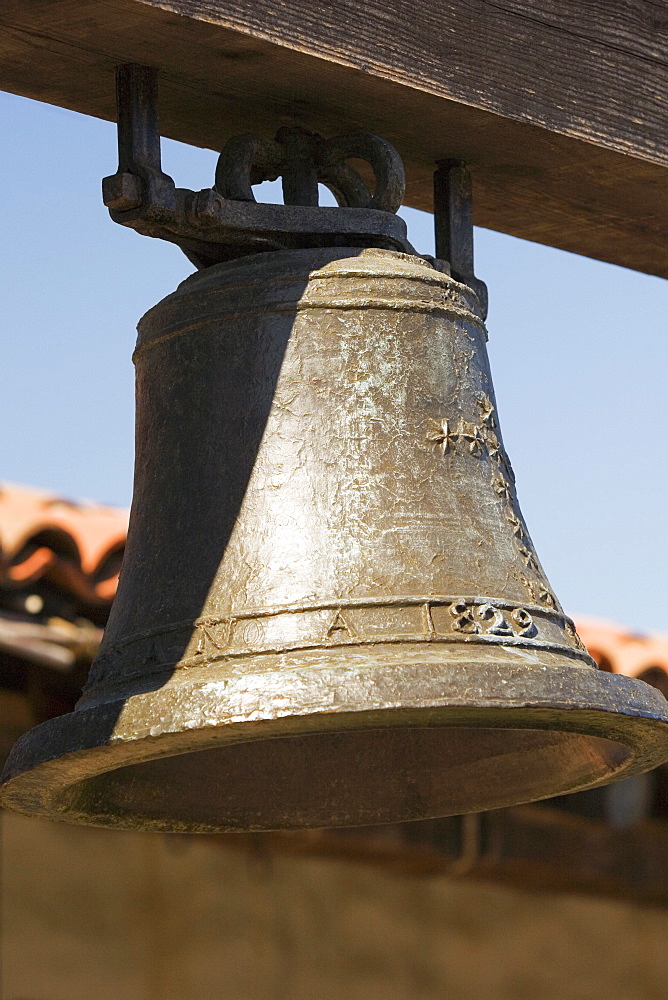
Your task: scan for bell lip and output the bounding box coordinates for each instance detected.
[2,660,668,832]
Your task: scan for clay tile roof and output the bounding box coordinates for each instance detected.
[573,615,668,694]
[0,483,128,606]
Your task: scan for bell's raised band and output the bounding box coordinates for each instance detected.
[134,299,485,359]
[86,596,592,695]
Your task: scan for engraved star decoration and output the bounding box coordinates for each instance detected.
[458,421,484,456]
[477,394,497,428]
[426,418,455,455]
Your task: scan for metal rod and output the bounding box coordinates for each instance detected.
[433,159,488,319]
[434,159,474,279]
[116,64,162,177]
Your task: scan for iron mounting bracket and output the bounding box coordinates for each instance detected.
[434,160,488,319]
[103,65,488,319]
[103,65,415,269]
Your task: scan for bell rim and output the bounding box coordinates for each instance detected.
[2,658,668,832]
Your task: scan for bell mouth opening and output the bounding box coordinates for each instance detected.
[52,725,629,832]
[4,659,668,831]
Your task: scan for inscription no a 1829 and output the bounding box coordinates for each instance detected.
[85,594,592,692]
[182,598,583,672]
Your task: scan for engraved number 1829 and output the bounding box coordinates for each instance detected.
[450,600,536,638]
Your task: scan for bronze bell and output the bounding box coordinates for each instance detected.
[2,69,667,831]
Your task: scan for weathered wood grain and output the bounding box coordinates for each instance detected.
[0,0,666,275]
[151,0,668,162]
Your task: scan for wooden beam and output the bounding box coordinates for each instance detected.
[0,2,666,270]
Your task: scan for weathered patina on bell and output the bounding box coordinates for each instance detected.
[4,242,668,831]
[2,69,667,831]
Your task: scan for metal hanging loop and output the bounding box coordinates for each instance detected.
[215,126,405,213]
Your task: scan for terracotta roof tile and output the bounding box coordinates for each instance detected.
[573,615,668,692]
[0,483,128,608]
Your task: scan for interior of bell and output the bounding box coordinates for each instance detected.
[59,725,630,832]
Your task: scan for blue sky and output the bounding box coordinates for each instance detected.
[1,90,667,632]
